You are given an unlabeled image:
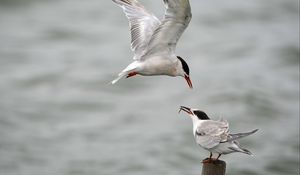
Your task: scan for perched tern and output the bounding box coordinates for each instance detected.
[111,0,193,88]
[179,106,258,162]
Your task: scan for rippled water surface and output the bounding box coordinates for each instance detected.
[0,0,299,175]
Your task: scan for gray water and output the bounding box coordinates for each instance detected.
[0,0,299,175]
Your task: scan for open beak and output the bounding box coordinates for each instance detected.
[179,106,192,115]
[184,75,193,89]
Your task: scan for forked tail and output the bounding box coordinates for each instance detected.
[111,71,128,84]
[111,61,139,84]
[240,147,253,155]
[229,145,253,155]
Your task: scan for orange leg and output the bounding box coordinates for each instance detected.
[126,72,138,78]
[202,152,213,163]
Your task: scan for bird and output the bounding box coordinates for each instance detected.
[179,106,258,162]
[111,0,193,88]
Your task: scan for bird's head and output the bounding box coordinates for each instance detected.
[179,106,210,120]
[177,56,193,89]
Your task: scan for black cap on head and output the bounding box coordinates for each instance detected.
[177,56,189,75]
[193,110,210,120]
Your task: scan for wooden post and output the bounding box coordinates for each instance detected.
[201,158,226,175]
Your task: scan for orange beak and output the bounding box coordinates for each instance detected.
[184,75,193,89]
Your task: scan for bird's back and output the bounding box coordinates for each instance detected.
[194,120,229,149]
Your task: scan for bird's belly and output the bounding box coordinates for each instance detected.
[139,59,176,76]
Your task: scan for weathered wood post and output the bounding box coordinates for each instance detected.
[201,159,226,175]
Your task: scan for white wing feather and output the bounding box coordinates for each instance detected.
[195,120,229,149]
[112,0,161,59]
[144,0,192,56]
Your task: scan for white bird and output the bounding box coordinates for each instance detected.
[179,106,258,162]
[111,0,193,88]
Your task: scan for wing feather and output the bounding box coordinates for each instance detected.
[144,0,192,56]
[112,0,161,59]
[195,120,229,149]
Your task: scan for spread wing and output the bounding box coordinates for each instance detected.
[195,120,229,149]
[144,0,192,56]
[112,0,161,59]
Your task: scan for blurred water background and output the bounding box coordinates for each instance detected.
[0,0,299,175]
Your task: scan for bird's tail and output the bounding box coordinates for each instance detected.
[240,147,253,155]
[229,143,253,156]
[227,129,258,142]
[229,142,253,156]
[111,61,140,84]
[111,71,127,84]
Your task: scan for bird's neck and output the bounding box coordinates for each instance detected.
[192,118,202,136]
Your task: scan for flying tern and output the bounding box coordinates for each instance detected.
[111,0,193,88]
[179,106,258,162]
